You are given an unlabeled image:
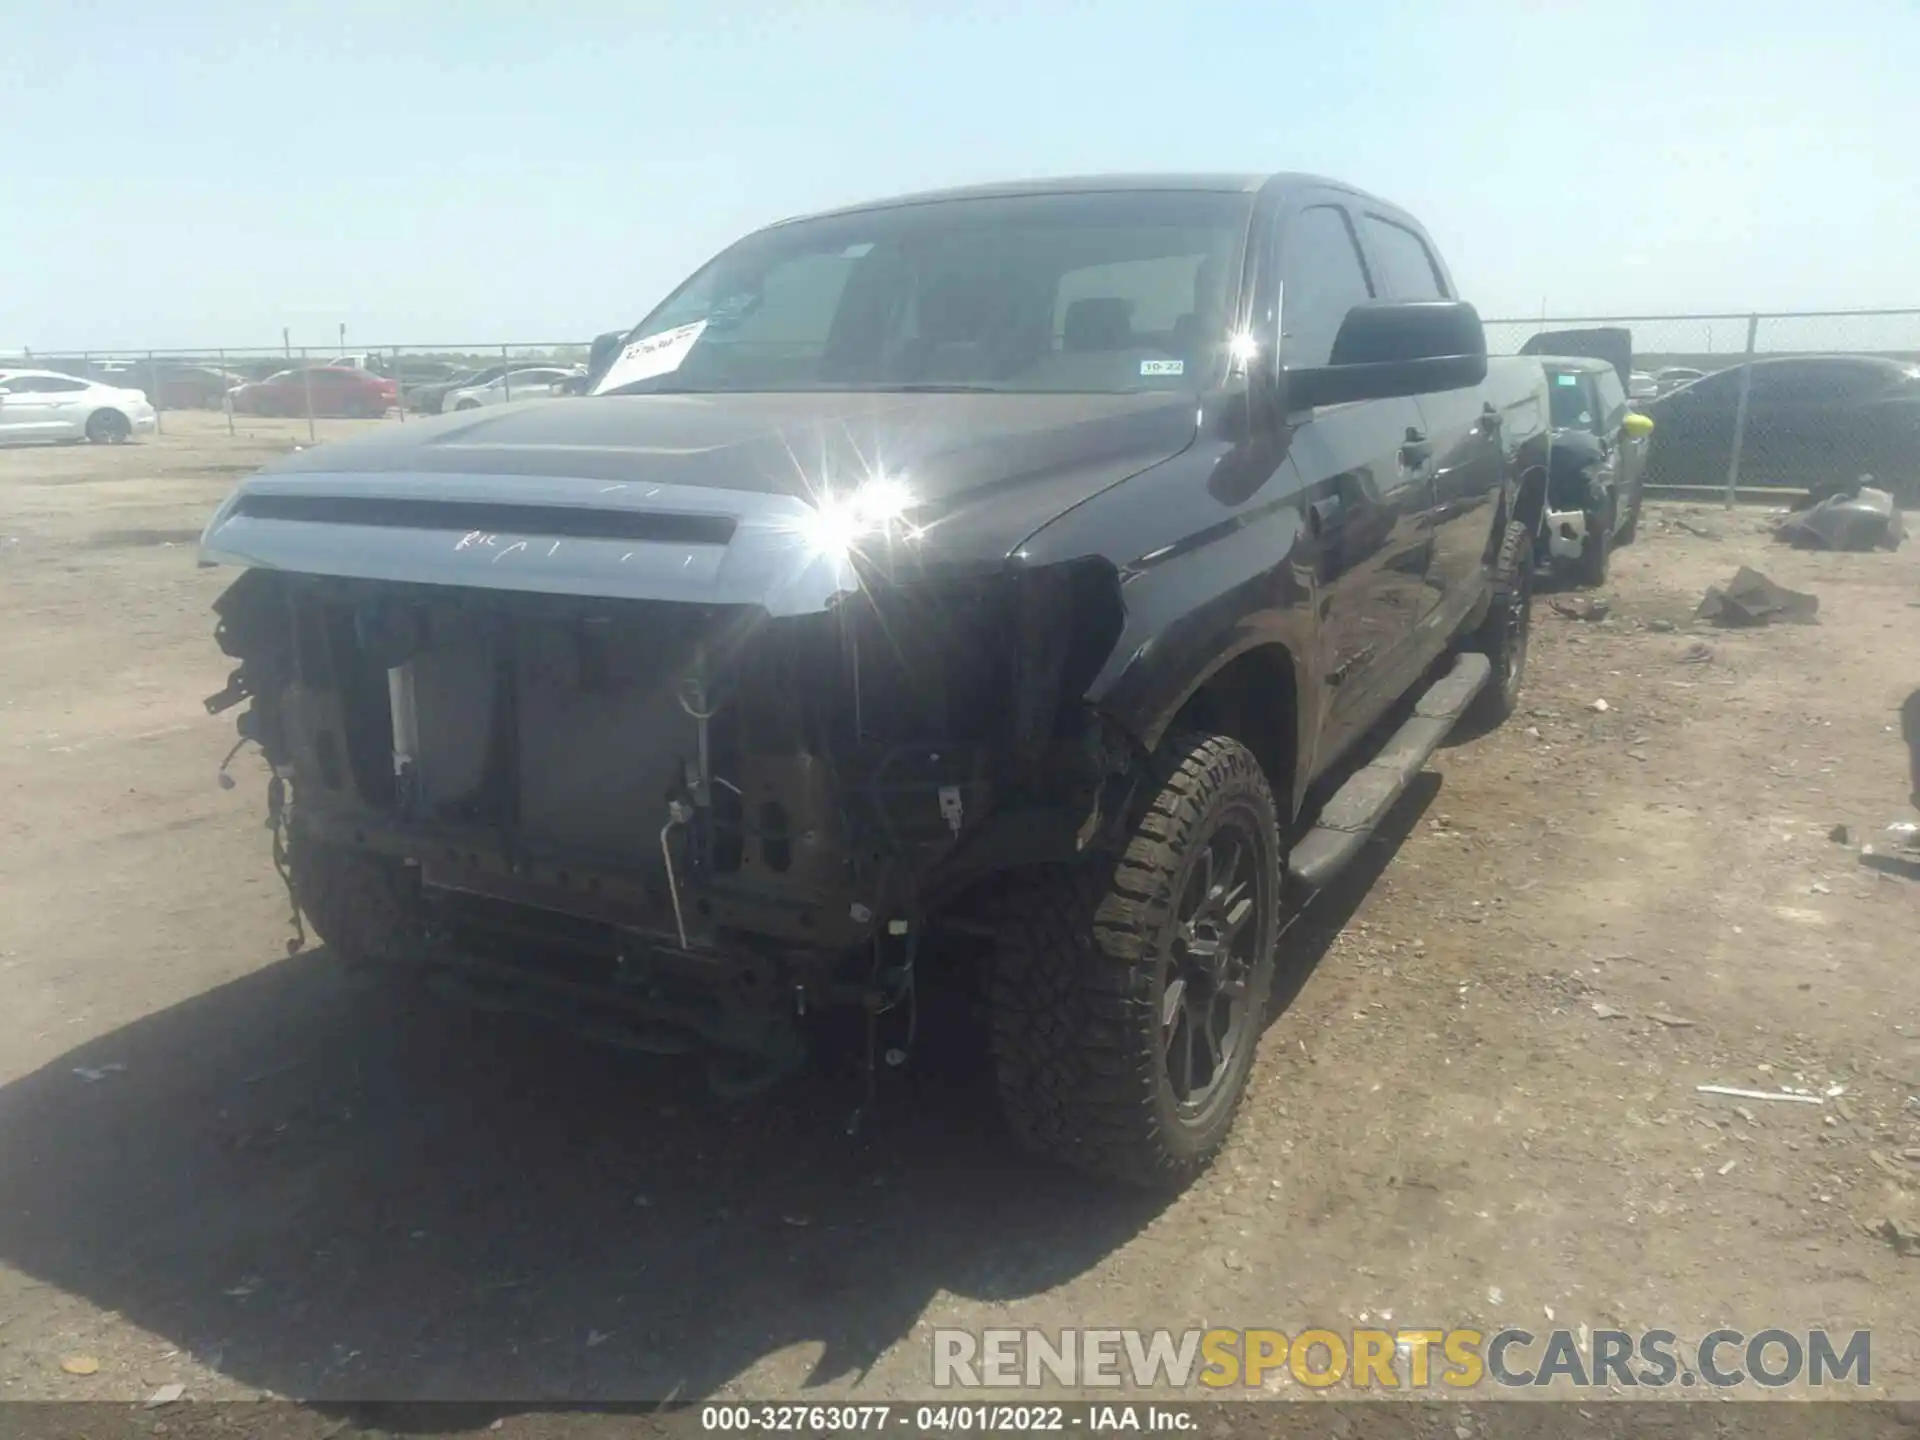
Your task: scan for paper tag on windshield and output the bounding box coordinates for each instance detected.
[1140,359,1184,376]
[593,321,707,394]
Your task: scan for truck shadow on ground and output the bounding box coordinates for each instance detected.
[0,782,1434,1415]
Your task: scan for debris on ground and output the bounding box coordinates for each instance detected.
[145,1383,186,1408]
[1673,518,1721,539]
[1644,618,1678,633]
[59,1356,100,1376]
[1591,1002,1626,1020]
[1874,1217,1920,1258]
[1552,598,1611,622]
[1650,1012,1695,1028]
[1775,481,1907,552]
[1675,640,1715,664]
[1696,567,1820,627]
[1829,824,1852,844]
[1696,1084,1825,1105]
[1588,698,1610,713]
[71,1063,126,1083]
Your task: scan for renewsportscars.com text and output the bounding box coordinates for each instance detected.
[932,1327,1871,1390]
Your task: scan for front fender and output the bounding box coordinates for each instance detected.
[1017,440,1319,791]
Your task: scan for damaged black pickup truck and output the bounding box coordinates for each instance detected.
[200,174,1551,1188]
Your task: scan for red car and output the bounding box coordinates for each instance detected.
[228,367,397,418]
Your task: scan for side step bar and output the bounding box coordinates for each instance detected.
[1286,650,1491,890]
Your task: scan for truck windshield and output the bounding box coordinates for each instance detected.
[596,190,1252,397]
[1548,371,1598,431]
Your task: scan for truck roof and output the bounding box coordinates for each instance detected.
[772,172,1393,227]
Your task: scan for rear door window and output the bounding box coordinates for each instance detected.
[1362,215,1448,300]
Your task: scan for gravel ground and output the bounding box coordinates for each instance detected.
[2,414,1917,1427]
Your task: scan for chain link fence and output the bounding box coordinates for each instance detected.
[1486,309,1920,504]
[9,314,1919,503]
[0,342,590,443]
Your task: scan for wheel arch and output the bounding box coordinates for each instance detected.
[1158,641,1304,825]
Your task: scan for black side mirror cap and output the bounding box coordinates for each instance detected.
[1284,300,1488,410]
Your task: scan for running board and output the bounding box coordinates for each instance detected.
[1287,651,1491,890]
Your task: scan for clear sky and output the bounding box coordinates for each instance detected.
[2,0,1915,353]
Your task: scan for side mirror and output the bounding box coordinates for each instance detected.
[1622,411,1655,437]
[1283,300,1488,411]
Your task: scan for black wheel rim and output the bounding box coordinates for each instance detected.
[1506,570,1532,690]
[1159,816,1267,1119]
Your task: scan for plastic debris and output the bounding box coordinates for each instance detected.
[1588,698,1610,713]
[1651,1012,1696,1028]
[1696,567,1820,627]
[72,1063,126,1083]
[1591,1002,1625,1019]
[1717,1159,1739,1176]
[145,1383,186,1408]
[1696,1084,1824,1105]
[60,1356,100,1376]
[1775,483,1906,552]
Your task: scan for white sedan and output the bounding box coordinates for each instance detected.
[443,366,578,411]
[0,369,158,444]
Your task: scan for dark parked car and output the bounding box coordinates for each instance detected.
[406,364,511,414]
[90,361,246,410]
[200,172,1550,1189]
[1534,355,1656,585]
[227,366,397,418]
[1641,355,1920,498]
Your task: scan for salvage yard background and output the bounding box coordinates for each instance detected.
[8,304,1920,499]
[1,412,1918,1404]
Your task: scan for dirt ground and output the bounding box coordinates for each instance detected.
[2,413,1918,1419]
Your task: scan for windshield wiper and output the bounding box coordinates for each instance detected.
[881,383,1010,394]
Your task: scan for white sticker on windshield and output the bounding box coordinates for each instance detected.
[1140,359,1185,376]
[592,320,708,394]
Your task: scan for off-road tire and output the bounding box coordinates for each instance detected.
[1463,518,1534,730]
[1615,481,1643,546]
[1573,492,1613,588]
[85,409,132,444]
[988,733,1281,1190]
[289,830,424,966]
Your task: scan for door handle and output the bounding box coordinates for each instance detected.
[1307,495,1343,534]
[1477,404,1502,436]
[1399,438,1432,470]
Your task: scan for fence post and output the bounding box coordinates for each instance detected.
[220,348,235,435]
[148,349,163,435]
[1724,313,1760,509]
[394,346,405,423]
[300,348,316,445]
[502,343,510,403]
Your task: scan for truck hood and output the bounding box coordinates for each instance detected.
[199,391,1196,615]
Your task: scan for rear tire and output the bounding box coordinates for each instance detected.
[85,409,132,444]
[1614,482,1643,546]
[1462,518,1534,730]
[988,732,1281,1190]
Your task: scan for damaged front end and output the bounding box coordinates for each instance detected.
[204,517,1131,1073]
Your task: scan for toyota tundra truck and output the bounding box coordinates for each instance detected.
[200,173,1551,1188]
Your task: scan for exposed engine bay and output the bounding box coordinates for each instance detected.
[206,562,1131,1074]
